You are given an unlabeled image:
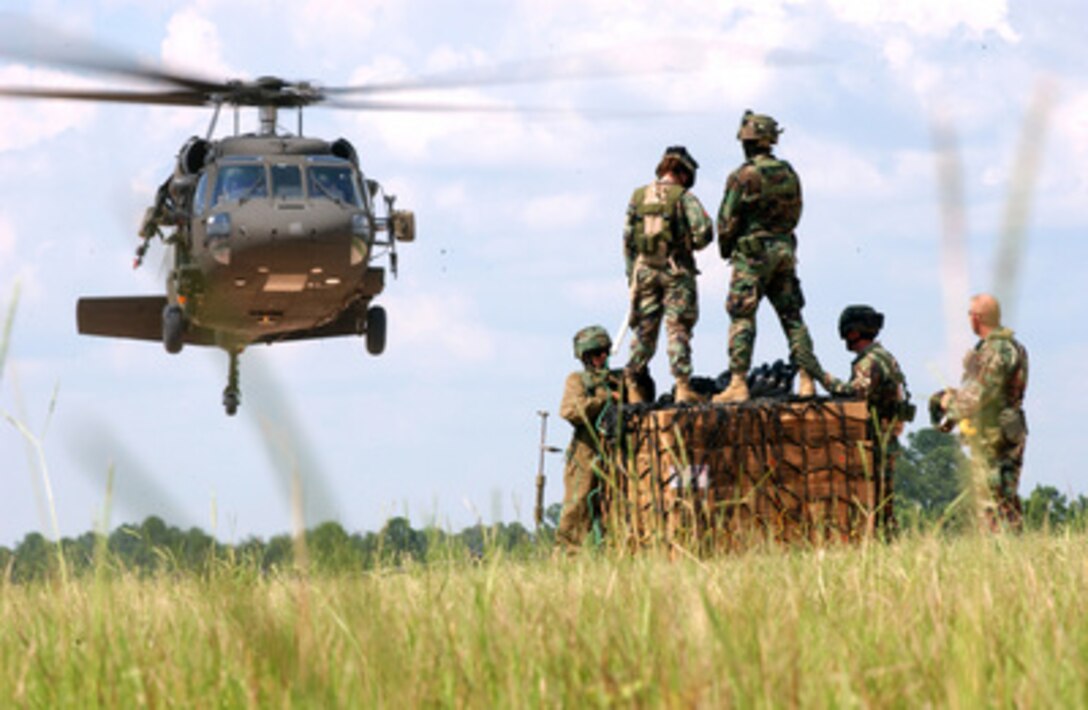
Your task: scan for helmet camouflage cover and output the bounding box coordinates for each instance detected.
[736,110,781,147]
[662,145,699,174]
[838,304,885,339]
[573,325,612,359]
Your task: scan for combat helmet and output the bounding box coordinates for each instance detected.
[656,145,699,187]
[573,325,612,360]
[838,305,885,340]
[736,110,781,147]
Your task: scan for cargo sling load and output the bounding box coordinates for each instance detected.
[598,397,886,550]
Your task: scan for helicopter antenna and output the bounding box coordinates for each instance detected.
[297,107,303,136]
[233,105,239,136]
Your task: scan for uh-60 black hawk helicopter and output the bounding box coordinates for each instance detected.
[0,36,428,415]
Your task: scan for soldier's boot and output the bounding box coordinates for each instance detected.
[675,377,704,404]
[624,372,646,404]
[797,370,816,397]
[712,374,749,404]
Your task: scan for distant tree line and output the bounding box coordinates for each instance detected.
[2,428,1083,582]
[0,516,540,583]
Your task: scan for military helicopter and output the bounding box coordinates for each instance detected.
[0,32,428,415]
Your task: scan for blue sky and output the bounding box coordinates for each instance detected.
[1,0,1085,546]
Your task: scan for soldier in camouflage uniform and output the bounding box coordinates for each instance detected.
[824,305,913,531]
[623,146,713,405]
[558,326,625,549]
[713,111,825,404]
[935,294,1028,529]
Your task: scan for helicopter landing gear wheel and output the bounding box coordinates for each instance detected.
[223,350,241,416]
[365,306,386,355]
[162,304,185,354]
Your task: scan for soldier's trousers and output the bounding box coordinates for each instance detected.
[556,441,603,549]
[979,436,1025,529]
[625,263,698,379]
[725,243,823,379]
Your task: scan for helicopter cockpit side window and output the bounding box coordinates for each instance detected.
[192,171,209,216]
[308,165,362,207]
[271,164,304,200]
[214,164,267,205]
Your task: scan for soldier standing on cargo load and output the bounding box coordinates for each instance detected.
[933,293,1028,529]
[622,146,713,405]
[557,326,625,549]
[713,111,826,404]
[824,305,914,531]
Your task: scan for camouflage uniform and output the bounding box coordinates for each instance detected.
[623,180,712,382]
[718,153,823,381]
[557,366,622,548]
[825,341,909,529]
[947,328,1029,526]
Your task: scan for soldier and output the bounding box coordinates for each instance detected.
[623,145,713,405]
[713,110,825,404]
[933,293,1028,529]
[824,305,913,530]
[557,325,625,549]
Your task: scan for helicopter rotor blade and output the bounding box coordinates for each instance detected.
[322,41,831,97]
[992,79,1056,324]
[0,12,228,95]
[931,113,973,382]
[324,97,697,118]
[0,86,208,106]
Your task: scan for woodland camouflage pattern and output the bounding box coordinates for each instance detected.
[718,153,823,379]
[557,366,623,547]
[825,341,908,529]
[947,328,1029,525]
[623,180,712,380]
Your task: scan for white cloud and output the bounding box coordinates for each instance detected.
[520,192,594,230]
[383,288,497,364]
[0,66,96,152]
[828,0,1018,41]
[161,7,232,80]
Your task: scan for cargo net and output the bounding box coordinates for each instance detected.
[598,396,884,551]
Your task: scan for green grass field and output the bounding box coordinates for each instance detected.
[3,531,1088,707]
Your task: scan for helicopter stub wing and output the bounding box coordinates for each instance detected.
[77,296,216,346]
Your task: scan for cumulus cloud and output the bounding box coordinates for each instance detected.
[520,192,595,230]
[0,66,96,152]
[161,7,233,80]
[828,0,1018,41]
[383,287,497,364]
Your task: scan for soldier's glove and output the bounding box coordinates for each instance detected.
[928,391,947,426]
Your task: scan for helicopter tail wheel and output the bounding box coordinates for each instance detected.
[162,304,185,354]
[365,305,387,355]
[223,350,241,416]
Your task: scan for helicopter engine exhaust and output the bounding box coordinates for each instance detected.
[176,137,212,177]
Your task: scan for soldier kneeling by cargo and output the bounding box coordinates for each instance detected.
[557,326,627,549]
[823,305,913,531]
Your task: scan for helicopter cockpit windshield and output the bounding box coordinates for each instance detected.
[308,158,362,207]
[215,163,267,205]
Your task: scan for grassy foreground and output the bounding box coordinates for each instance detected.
[2,532,1088,707]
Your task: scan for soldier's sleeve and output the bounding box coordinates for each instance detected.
[680,191,713,250]
[823,356,878,398]
[947,346,999,421]
[623,197,638,280]
[717,167,758,258]
[560,372,609,429]
[717,175,741,258]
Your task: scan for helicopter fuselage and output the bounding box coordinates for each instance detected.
[174,137,385,345]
